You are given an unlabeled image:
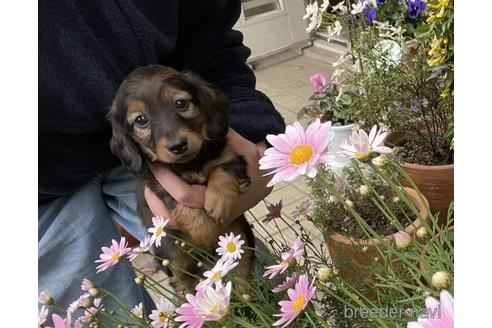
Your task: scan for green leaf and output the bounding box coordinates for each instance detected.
[413,25,430,40]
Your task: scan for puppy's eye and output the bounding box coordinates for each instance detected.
[135,115,149,127]
[174,99,188,110]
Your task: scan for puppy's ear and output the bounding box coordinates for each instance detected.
[184,72,229,141]
[107,93,143,175]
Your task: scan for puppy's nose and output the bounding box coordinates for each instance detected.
[166,138,188,154]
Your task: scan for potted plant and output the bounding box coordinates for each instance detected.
[304,0,454,219]
[309,163,429,284]
[298,72,356,169]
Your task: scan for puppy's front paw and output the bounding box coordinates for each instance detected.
[204,188,236,225]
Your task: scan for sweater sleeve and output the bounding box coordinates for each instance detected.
[167,0,286,143]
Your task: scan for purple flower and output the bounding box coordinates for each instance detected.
[376,0,386,5]
[363,7,377,23]
[394,103,403,114]
[407,0,426,20]
[410,101,420,112]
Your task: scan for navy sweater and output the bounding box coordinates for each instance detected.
[39,0,285,203]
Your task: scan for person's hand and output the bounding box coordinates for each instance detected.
[143,128,273,228]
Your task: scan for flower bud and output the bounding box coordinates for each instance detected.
[431,271,451,289]
[242,294,251,301]
[80,297,92,309]
[392,196,400,203]
[359,185,371,196]
[162,259,170,267]
[344,199,354,208]
[416,227,428,239]
[372,155,388,168]
[180,242,186,248]
[318,266,334,282]
[362,246,368,253]
[394,231,411,250]
[174,240,180,245]
[88,288,99,297]
[134,277,144,285]
[197,261,203,268]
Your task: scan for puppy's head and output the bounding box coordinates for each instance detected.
[107,65,229,173]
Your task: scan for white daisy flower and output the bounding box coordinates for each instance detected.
[148,216,170,247]
[131,302,144,319]
[339,125,392,162]
[149,298,175,328]
[196,258,238,290]
[216,232,245,261]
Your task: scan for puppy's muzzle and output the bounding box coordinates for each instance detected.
[166,138,188,154]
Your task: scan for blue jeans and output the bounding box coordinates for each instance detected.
[38,166,154,314]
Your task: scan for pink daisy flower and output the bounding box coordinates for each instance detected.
[95,237,131,273]
[273,273,317,327]
[263,200,283,223]
[407,290,454,328]
[339,124,392,162]
[80,298,104,323]
[291,199,313,220]
[309,73,327,92]
[51,314,66,328]
[39,305,49,327]
[263,238,305,279]
[51,311,82,328]
[127,235,153,261]
[80,279,95,292]
[272,272,301,293]
[39,289,53,305]
[68,293,91,313]
[196,258,238,290]
[175,281,232,328]
[216,232,245,261]
[149,297,175,328]
[148,216,170,247]
[259,119,335,187]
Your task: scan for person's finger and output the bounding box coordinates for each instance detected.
[144,186,180,229]
[148,163,206,208]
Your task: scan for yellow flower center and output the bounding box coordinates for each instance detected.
[289,145,314,165]
[159,312,168,323]
[155,226,163,236]
[211,271,222,282]
[354,147,372,161]
[111,251,121,261]
[210,304,219,314]
[226,242,237,253]
[292,295,306,313]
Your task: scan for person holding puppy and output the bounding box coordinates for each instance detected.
[39,0,284,315]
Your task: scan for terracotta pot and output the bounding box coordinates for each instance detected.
[326,187,429,285]
[385,131,454,223]
[401,163,453,224]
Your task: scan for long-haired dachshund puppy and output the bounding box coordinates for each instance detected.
[107,65,255,296]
